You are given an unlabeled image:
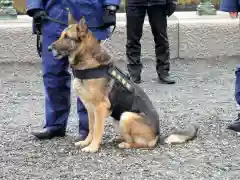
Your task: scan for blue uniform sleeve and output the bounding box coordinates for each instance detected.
[26,0,44,16]
[103,0,121,6]
[220,0,240,12]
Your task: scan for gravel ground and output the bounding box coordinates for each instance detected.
[1,56,240,180]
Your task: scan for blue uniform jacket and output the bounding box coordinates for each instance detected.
[220,0,240,12]
[26,0,120,40]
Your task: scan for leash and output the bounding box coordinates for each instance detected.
[36,16,116,57]
[36,29,42,57]
[44,16,116,42]
[44,16,68,26]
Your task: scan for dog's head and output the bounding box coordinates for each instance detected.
[48,18,111,67]
[48,17,89,62]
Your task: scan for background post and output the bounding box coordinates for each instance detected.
[0,0,17,19]
[197,0,217,15]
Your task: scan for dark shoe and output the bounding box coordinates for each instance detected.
[227,113,240,132]
[31,128,65,140]
[127,64,142,84]
[132,76,142,84]
[74,130,88,142]
[158,75,175,84]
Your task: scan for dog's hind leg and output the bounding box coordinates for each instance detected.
[108,119,124,143]
[118,112,158,149]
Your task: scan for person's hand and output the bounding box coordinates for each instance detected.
[102,5,118,28]
[166,1,177,17]
[32,10,48,34]
[229,12,238,18]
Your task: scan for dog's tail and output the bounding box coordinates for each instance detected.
[160,124,199,145]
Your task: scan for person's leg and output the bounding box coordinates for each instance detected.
[77,97,89,140]
[147,5,175,84]
[126,5,146,84]
[227,65,240,132]
[31,34,71,139]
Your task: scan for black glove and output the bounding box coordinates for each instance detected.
[102,5,117,28]
[166,1,177,17]
[33,10,48,24]
[33,10,48,34]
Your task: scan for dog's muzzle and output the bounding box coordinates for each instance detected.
[48,44,68,59]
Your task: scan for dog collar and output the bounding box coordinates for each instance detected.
[72,65,110,79]
[72,65,133,92]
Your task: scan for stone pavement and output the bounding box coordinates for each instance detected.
[1,56,240,180]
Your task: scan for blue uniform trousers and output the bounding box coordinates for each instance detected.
[235,66,240,106]
[42,34,89,133]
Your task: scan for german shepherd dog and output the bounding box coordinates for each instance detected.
[48,18,198,153]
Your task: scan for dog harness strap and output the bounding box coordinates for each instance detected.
[72,65,110,79]
[72,65,134,93]
[108,67,134,92]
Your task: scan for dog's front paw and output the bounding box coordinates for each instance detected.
[118,142,131,149]
[75,135,92,147]
[81,145,99,153]
[75,140,90,147]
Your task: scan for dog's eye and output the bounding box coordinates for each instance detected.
[64,34,71,39]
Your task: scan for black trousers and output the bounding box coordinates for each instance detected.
[126,5,170,78]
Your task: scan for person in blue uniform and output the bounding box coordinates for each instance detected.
[220,0,240,132]
[220,0,240,18]
[26,0,120,140]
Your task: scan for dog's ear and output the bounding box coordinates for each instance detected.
[80,16,86,25]
[77,17,88,39]
[68,11,78,25]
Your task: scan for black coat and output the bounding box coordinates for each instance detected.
[126,0,169,7]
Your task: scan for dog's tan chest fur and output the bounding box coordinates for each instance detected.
[72,77,111,106]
